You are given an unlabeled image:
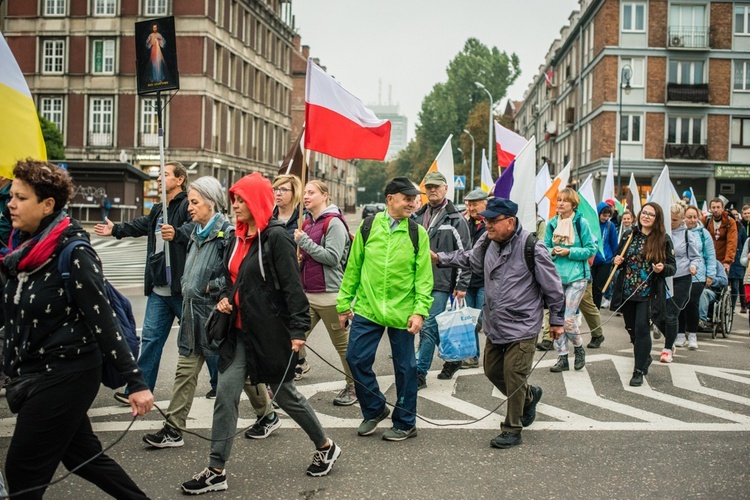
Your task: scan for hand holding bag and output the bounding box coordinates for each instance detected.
[205,280,239,343]
[437,298,481,362]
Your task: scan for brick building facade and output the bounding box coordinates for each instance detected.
[2,0,298,214]
[515,0,750,208]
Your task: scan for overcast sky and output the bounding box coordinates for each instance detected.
[292,0,581,140]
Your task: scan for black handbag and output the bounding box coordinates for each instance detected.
[205,280,239,343]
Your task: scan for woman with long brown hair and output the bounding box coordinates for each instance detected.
[611,202,676,386]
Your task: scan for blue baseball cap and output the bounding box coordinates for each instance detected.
[478,197,518,218]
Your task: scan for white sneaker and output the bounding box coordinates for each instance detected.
[659,349,673,363]
[687,333,699,350]
[601,298,611,309]
[675,333,687,348]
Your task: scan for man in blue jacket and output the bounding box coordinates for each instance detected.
[591,202,618,309]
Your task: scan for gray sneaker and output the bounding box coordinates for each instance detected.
[382,426,417,441]
[357,406,390,436]
[333,385,358,406]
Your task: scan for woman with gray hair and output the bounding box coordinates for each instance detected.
[143,176,278,448]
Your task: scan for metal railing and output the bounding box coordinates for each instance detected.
[667,26,710,49]
[88,132,113,146]
[667,83,709,103]
[665,143,708,160]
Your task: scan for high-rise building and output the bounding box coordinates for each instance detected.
[3,0,297,215]
[369,102,407,160]
[515,0,750,207]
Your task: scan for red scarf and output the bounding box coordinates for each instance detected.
[0,216,71,273]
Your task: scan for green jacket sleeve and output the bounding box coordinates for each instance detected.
[413,226,434,317]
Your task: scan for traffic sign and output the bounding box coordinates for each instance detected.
[454,175,466,190]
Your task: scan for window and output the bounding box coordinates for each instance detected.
[668,60,705,84]
[621,58,644,87]
[40,97,64,134]
[736,5,750,35]
[732,118,750,147]
[667,116,703,144]
[734,60,750,91]
[145,0,167,15]
[94,0,116,15]
[45,0,66,16]
[670,4,706,29]
[89,97,114,146]
[91,40,115,74]
[140,98,158,146]
[42,40,65,74]
[620,114,642,143]
[622,2,645,32]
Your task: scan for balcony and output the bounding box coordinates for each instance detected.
[665,143,708,160]
[668,26,709,49]
[667,83,709,103]
[88,132,113,147]
[140,133,159,147]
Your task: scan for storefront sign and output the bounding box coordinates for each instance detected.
[715,164,750,179]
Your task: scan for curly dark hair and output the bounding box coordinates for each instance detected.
[13,159,75,211]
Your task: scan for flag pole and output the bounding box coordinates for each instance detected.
[156,90,171,286]
[296,149,308,261]
[602,231,633,292]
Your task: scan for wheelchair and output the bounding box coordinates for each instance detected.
[707,284,734,339]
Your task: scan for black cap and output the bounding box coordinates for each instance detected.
[384,177,423,196]
[479,197,518,218]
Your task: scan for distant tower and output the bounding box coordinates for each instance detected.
[370,83,407,160]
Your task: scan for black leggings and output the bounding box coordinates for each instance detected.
[5,368,148,500]
[666,275,693,349]
[621,300,652,372]
[591,263,613,309]
[682,280,705,333]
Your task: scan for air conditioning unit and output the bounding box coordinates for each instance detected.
[531,103,539,116]
[671,35,684,47]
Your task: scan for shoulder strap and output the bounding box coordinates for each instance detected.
[360,214,376,247]
[525,233,539,274]
[406,218,419,255]
[57,239,94,302]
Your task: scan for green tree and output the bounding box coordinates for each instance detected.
[356,160,389,204]
[38,114,65,160]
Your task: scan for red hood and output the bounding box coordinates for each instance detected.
[229,172,274,238]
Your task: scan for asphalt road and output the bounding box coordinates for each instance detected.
[1,214,749,499]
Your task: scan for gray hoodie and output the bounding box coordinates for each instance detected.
[672,222,702,278]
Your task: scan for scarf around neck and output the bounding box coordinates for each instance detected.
[0,211,70,275]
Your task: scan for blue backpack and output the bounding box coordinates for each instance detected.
[57,240,140,389]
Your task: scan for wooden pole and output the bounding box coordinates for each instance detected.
[602,230,633,292]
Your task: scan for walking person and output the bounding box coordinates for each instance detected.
[338,177,433,441]
[294,180,357,406]
[413,171,471,386]
[662,204,701,362]
[94,161,194,401]
[591,202,619,308]
[272,173,302,238]
[611,203,676,386]
[182,173,341,495]
[544,188,597,372]
[143,177,278,449]
[433,197,565,448]
[2,160,154,499]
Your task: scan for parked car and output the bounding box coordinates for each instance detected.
[362,203,386,218]
[453,203,466,213]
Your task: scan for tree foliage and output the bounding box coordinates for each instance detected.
[356,160,389,204]
[38,114,65,160]
[394,38,520,183]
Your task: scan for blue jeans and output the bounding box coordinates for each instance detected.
[417,290,451,375]
[206,355,218,391]
[699,288,717,322]
[137,294,183,392]
[346,314,418,430]
[464,287,485,359]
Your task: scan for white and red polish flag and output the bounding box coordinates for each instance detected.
[304,58,391,161]
[494,120,527,169]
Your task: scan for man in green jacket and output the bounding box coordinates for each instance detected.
[338,177,433,442]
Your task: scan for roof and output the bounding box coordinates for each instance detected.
[61,161,151,180]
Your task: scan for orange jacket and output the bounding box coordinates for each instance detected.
[703,213,738,266]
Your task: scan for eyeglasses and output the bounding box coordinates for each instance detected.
[273,187,292,194]
[641,211,656,218]
[485,216,510,226]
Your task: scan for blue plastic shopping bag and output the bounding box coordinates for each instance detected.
[437,299,481,362]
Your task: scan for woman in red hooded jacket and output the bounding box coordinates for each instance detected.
[181,173,341,495]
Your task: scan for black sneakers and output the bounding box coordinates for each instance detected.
[306,440,342,477]
[629,370,644,387]
[491,432,522,449]
[143,424,184,448]
[245,412,281,439]
[587,335,605,349]
[436,361,461,380]
[205,389,216,399]
[182,467,228,495]
[521,386,543,427]
[536,339,553,351]
[573,346,586,371]
[550,356,569,372]
[417,372,427,390]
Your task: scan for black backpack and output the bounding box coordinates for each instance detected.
[360,214,419,254]
[479,233,539,274]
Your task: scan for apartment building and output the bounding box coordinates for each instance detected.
[515,0,750,207]
[3,0,297,214]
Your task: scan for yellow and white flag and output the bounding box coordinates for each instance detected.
[0,32,47,178]
[480,149,493,192]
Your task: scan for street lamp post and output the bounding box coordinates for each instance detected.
[462,129,475,191]
[475,81,494,171]
[617,65,632,199]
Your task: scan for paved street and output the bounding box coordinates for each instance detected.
[1,219,750,499]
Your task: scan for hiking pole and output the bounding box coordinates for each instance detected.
[602,230,634,292]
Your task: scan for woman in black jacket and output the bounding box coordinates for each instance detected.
[612,202,677,387]
[2,160,153,499]
[181,173,340,496]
